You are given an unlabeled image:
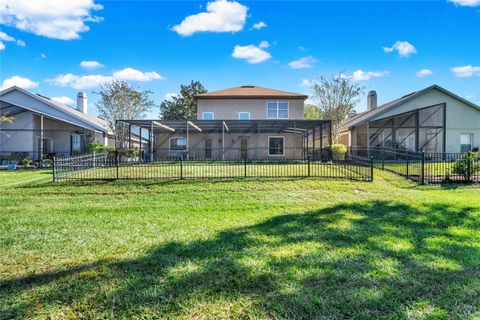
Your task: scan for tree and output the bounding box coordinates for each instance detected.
[95,80,155,133]
[159,80,207,120]
[0,114,13,136]
[0,114,13,125]
[308,73,364,142]
[304,105,321,120]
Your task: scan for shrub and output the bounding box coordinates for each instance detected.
[87,142,115,154]
[331,144,348,161]
[21,157,33,167]
[453,151,480,180]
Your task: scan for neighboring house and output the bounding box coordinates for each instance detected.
[0,86,114,161]
[120,85,332,160]
[339,85,480,154]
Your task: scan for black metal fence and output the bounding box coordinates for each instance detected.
[53,150,373,182]
[350,147,480,184]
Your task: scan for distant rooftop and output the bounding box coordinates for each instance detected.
[195,85,308,100]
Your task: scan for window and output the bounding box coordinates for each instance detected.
[267,101,289,119]
[268,136,284,156]
[460,134,472,153]
[71,134,84,155]
[202,112,214,120]
[169,137,187,151]
[238,112,250,120]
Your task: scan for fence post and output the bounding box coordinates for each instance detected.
[370,156,374,181]
[115,150,119,180]
[406,151,410,179]
[180,156,183,180]
[52,156,56,182]
[244,157,247,178]
[308,156,311,177]
[467,154,471,182]
[421,152,425,185]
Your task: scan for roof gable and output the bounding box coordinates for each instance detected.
[195,85,308,100]
[0,86,110,133]
[341,85,480,130]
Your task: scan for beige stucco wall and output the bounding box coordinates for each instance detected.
[369,88,480,153]
[154,131,305,159]
[197,98,305,120]
[0,109,103,159]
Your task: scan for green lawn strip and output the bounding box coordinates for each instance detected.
[1,170,479,319]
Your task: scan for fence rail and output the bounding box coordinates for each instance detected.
[349,147,480,184]
[53,151,373,182]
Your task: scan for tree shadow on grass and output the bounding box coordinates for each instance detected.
[1,201,480,319]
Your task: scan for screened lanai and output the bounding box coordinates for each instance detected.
[116,119,332,161]
[351,103,445,154]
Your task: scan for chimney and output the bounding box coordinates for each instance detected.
[367,90,377,111]
[77,92,87,114]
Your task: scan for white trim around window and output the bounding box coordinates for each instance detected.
[238,112,250,120]
[268,136,285,156]
[169,136,187,151]
[267,100,289,119]
[202,112,214,120]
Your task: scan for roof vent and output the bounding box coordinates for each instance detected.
[241,85,255,88]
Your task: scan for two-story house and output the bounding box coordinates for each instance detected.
[120,85,332,160]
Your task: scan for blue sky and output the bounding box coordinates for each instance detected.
[0,0,479,118]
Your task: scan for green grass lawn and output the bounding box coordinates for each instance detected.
[1,170,480,319]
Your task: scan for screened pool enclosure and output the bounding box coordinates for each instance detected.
[115,119,332,161]
[351,103,445,154]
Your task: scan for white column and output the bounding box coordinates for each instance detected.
[40,114,44,160]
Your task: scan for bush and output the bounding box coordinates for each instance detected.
[21,157,33,167]
[87,142,115,154]
[453,151,480,180]
[331,144,348,161]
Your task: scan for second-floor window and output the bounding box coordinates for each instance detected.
[202,112,214,120]
[238,112,250,120]
[267,101,289,119]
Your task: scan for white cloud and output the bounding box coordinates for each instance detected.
[289,56,317,69]
[0,0,103,40]
[80,60,104,70]
[383,41,417,57]
[299,79,318,87]
[352,70,389,81]
[252,21,267,30]
[0,31,25,50]
[0,76,39,90]
[48,67,164,89]
[416,69,433,77]
[448,0,480,6]
[51,96,75,105]
[451,65,480,77]
[164,92,178,101]
[40,53,46,59]
[48,73,112,89]
[258,40,269,48]
[298,46,307,51]
[113,67,163,81]
[232,44,271,64]
[172,0,247,36]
